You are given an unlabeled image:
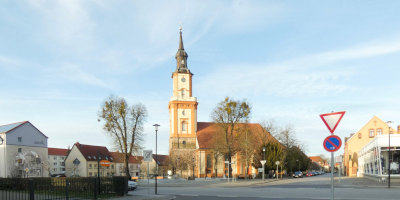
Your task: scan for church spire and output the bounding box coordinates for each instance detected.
[175,26,190,73]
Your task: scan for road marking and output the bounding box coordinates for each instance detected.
[181,194,199,196]
[217,195,239,198]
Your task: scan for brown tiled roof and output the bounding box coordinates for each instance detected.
[153,154,169,166]
[74,142,113,162]
[309,156,328,165]
[48,148,68,156]
[110,152,143,164]
[196,122,278,149]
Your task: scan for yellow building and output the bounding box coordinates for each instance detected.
[343,116,397,177]
[65,142,116,177]
[168,29,277,178]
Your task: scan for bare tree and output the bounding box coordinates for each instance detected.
[98,95,147,179]
[211,97,251,177]
[275,125,298,148]
[236,125,256,179]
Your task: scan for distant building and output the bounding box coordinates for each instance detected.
[309,156,329,171]
[343,116,398,177]
[110,151,142,177]
[358,126,400,180]
[0,121,49,177]
[65,142,115,177]
[140,154,169,178]
[48,147,68,176]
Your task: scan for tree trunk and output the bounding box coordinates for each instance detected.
[125,154,131,180]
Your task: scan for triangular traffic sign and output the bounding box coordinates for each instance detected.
[320,111,345,134]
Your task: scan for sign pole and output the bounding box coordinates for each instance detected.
[331,152,334,200]
[320,111,346,200]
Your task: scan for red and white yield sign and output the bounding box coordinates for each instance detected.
[320,111,346,134]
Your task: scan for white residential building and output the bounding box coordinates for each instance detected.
[48,148,68,176]
[0,121,49,177]
[110,152,142,177]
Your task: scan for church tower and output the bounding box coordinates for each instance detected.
[169,28,198,151]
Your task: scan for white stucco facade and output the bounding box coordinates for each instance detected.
[0,122,49,178]
[358,134,400,180]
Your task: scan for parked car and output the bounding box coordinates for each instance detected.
[293,171,303,178]
[311,172,317,176]
[306,172,313,177]
[128,180,137,191]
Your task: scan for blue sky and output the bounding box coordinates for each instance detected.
[1,0,400,158]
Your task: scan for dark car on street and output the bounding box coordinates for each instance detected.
[293,171,303,178]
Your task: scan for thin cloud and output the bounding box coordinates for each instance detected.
[198,38,400,97]
[60,63,111,89]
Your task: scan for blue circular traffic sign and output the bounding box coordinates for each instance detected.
[323,135,342,152]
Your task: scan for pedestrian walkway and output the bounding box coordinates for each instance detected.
[112,194,175,200]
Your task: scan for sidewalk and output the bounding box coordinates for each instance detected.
[137,177,279,188]
[111,194,175,200]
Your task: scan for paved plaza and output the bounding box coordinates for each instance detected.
[118,174,400,200]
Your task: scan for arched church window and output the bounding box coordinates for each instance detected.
[182,121,187,132]
[207,154,212,169]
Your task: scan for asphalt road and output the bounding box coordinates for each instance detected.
[130,174,400,200]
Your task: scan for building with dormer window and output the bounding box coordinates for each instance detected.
[65,142,115,177]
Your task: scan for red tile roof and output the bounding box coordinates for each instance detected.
[48,148,68,156]
[74,142,113,162]
[309,156,328,165]
[110,152,143,164]
[153,154,169,166]
[196,122,278,149]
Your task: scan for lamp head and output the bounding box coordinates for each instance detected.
[153,124,160,131]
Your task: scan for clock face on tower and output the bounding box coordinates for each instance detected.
[181,77,186,82]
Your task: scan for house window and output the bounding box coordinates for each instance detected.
[369,129,375,137]
[18,148,22,153]
[18,137,22,143]
[377,128,382,135]
[89,164,92,168]
[182,121,187,132]
[54,157,57,160]
[54,162,57,165]
[111,165,114,169]
[89,172,92,176]
[358,133,362,139]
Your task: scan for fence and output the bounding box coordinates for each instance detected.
[0,176,128,200]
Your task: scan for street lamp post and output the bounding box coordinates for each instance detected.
[153,124,160,195]
[192,157,195,180]
[225,160,230,182]
[262,147,266,181]
[275,161,280,180]
[386,121,393,188]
